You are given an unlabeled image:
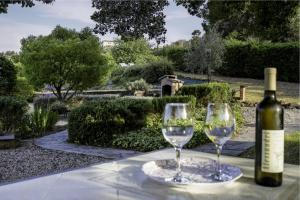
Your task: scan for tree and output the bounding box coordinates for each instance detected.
[0,0,54,13]
[178,0,299,42]
[20,26,107,101]
[185,26,224,76]
[0,56,17,95]
[111,38,158,64]
[91,0,169,44]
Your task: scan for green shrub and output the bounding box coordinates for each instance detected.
[123,65,144,79]
[14,77,35,101]
[220,40,299,82]
[50,101,69,115]
[155,45,188,71]
[125,79,149,94]
[152,95,196,113]
[68,98,153,146]
[141,58,174,84]
[111,124,211,152]
[29,107,58,137]
[0,96,28,134]
[177,82,232,106]
[0,56,17,95]
[112,127,170,152]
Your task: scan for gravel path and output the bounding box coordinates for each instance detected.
[0,141,108,185]
[234,107,299,142]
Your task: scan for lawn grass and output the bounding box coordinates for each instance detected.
[176,71,299,105]
[239,132,300,165]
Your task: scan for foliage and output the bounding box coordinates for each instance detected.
[220,40,299,82]
[50,101,69,115]
[178,82,232,106]
[141,58,174,84]
[91,0,169,44]
[152,96,196,113]
[155,45,188,71]
[68,98,153,146]
[29,107,58,137]
[0,55,17,95]
[99,51,119,85]
[125,79,149,94]
[111,113,211,152]
[177,1,299,42]
[111,39,159,64]
[0,96,28,134]
[20,26,108,101]
[14,77,35,101]
[111,58,174,85]
[185,26,225,75]
[0,0,54,13]
[68,94,243,152]
[112,127,170,152]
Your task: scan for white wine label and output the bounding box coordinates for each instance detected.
[262,130,284,173]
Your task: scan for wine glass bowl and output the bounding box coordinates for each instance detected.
[204,103,235,181]
[162,103,194,183]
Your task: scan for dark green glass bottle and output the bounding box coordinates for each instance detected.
[255,68,284,187]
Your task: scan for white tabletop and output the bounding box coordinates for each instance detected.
[0,148,299,200]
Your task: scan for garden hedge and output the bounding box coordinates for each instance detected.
[177,82,232,105]
[154,45,188,71]
[68,96,197,147]
[68,98,153,146]
[220,41,299,82]
[0,96,28,134]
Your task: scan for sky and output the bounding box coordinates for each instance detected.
[0,0,203,52]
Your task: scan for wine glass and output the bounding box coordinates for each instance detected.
[204,103,235,181]
[162,103,194,183]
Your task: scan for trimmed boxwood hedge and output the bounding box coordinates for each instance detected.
[68,98,153,146]
[220,41,299,82]
[177,82,232,105]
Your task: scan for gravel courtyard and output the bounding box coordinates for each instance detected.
[0,141,108,185]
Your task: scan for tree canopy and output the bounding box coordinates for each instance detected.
[179,0,299,42]
[111,39,158,64]
[0,56,17,95]
[0,0,54,13]
[186,26,224,75]
[20,26,107,101]
[91,0,169,44]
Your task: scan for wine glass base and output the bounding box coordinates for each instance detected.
[210,173,233,182]
[165,176,191,184]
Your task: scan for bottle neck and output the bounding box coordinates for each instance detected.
[264,90,276,100]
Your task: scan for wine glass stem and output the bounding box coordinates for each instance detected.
[216,144,223,177]
[174,147,182,181]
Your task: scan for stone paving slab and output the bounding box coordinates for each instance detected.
[35,130,139,159]
[193,140,255,156]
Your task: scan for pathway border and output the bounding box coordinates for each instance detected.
[35,130,139,159]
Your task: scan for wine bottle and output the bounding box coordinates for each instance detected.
[255,68,284,187]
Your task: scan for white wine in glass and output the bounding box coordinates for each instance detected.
[162,103,194,183]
